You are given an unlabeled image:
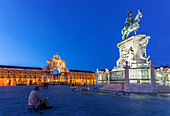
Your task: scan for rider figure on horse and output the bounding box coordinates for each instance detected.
[125,11,133,30]
[121,10,143,40]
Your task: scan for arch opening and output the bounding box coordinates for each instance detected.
[53,69,60,82]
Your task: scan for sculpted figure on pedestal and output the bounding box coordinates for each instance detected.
[137,40,150,63]
[127,47,134,66]
[125,11,133,31]
[121,49,127,58]
[121,10,143,40]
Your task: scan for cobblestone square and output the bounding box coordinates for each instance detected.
[0,85,170,116]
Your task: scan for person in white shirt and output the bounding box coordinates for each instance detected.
[28,86,52,110]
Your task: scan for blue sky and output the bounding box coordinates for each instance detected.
[0,0,169,72]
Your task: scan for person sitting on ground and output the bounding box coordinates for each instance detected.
[28,86,53,111]
[70,84,76,89]
[70,84,79,92]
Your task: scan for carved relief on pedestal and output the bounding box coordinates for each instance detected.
[116,34,150,68]
[117,46,135,67]
[139,39,150,62]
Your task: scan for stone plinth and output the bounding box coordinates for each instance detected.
[117,34,150,68]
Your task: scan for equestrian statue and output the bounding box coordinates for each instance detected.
[121,10,143,40]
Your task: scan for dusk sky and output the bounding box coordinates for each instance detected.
[0,0,169,72]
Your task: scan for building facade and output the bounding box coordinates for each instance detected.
[53,70,96,85]
[45,53,96,85]
[67,70,96,85]
[155,66,170,85]
[0,53,96,86]
[0,65,46,86]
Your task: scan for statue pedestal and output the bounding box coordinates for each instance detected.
[116,34,150,68]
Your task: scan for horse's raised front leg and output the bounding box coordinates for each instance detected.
[126,31,130,38]
[122,34,124,40]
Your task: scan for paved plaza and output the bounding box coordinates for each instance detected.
[0,85,170,116]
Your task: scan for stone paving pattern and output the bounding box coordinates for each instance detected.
[0,85,170,116]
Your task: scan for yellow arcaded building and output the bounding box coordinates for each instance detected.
[53,70,96,85]
[0,65,46,86]
[0,53,96,86]
[68,70,96,85]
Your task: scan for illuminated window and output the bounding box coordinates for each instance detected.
[34,72,36,78]
[13,71,16,78]
[29,72,32,78]
[24,72,27,78]
[19,72,22,78]
[7,71,10,78]
[39,72,41,78]
[1,71,4,78]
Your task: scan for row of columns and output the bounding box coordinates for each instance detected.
[0,78,42,86]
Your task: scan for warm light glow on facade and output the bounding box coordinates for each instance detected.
[68,71,96,85]
[0,66,48,86]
